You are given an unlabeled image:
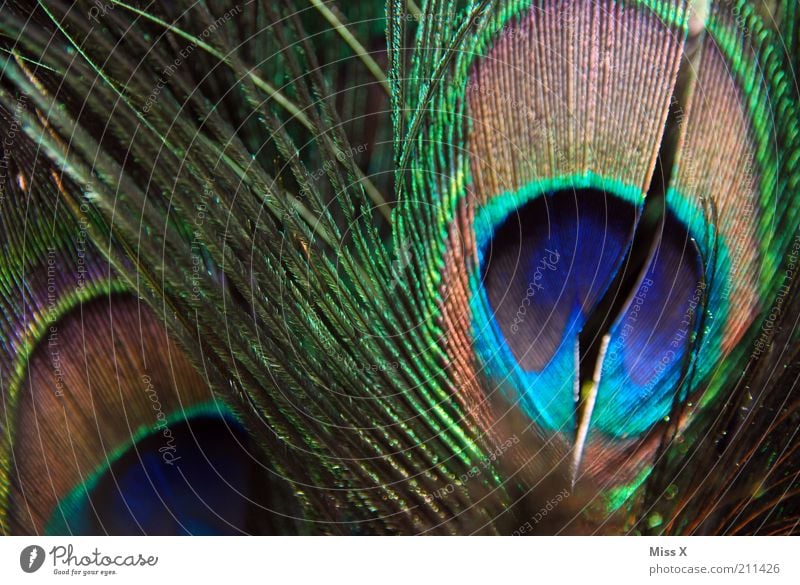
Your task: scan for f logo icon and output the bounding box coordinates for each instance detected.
[20,545,46,573]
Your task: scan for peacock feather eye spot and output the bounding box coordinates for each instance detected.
[47,415,301,535]
[471,180,706,450]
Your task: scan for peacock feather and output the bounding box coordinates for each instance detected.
[0,0,798,535]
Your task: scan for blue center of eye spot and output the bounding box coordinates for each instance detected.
[45,405,302,536]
